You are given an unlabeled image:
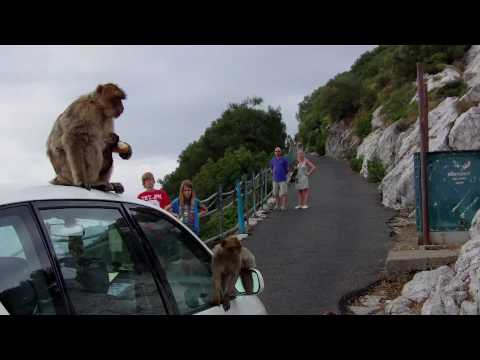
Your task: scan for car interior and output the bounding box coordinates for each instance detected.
[0,213,57,315]
[41,208,166,315]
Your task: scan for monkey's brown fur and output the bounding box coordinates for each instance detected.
[211,236,256,311]
[47,83,132,192]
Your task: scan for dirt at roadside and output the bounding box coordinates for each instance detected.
[342,208,421,315]
[388,208,419,251]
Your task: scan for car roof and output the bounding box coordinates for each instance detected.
[0,184,160,210]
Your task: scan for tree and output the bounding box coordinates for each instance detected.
[162,97,287,197]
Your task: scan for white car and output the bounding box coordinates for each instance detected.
[0,185,267,315]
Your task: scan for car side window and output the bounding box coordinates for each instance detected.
[128,206,214,314]
[0,206,62,315]
[38,207,167,315]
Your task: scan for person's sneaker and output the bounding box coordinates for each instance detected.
[280,206,286,211]
[295,205,302,209]
[301,205,309,209]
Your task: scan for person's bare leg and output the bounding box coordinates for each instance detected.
[304,188,310,206]
[296,191,302,208]
[282,194,288,209]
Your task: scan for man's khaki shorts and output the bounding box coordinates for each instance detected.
[273,181,288,197]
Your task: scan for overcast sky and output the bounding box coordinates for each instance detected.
[0,45,375,197]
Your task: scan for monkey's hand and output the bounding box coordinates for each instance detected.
[222,298,231,312]
[117,142,132,160]
[110,182,125,194]
[79,182,92,191]
[106,133,120,146]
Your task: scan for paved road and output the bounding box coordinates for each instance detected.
[245,156,395,314]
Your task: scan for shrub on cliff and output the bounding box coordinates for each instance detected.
[367,156,386,183]
[355,113,373,138]
[350,155,364,173]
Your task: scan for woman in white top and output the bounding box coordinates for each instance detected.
[294,150,316,209]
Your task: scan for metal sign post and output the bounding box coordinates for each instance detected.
[417,63,431,246]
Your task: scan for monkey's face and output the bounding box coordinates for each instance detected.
[221,237,242,255]
[96,83,127,119]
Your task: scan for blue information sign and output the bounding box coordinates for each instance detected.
[415,150,480,233]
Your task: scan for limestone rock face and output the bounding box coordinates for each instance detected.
[371,106,385,130]
[468,210,480,241]
[325,120,361,160]
[426,66,463,92]
[410,66,462,103]
[459,84,480,106]
[380,97,459,209]
[464,45,480,88]
[388,209,480,315]
[448,106,480,150]
[384,296,414,315]
[356,129,383,177]
[401,265,454,303]
[377,122,402,172]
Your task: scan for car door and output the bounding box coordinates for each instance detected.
[0,204,68,315]
[32,200,172,315]
[125,203,266,315]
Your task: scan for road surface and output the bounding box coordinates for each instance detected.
[245,155,395,314]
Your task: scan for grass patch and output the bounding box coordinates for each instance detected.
[350,155,364,173]
[354,112,373,139]
[367,155,386,183]
[382,83,417,124]
[396,116,416,133]
[432,79,468,99]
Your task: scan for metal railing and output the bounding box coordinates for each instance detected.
[198,144,295,244]
[199,168,274,244]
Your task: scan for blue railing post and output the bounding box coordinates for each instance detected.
[260,170,264,209]
[236,180,245,234]
[218,184,223,240]
[266,169,269,198]
[252,172,256,216]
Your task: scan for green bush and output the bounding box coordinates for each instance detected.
[355,113,372,138]
[382,83,417,124]
[367,156,386,183]
[322,72,364,122]
[434,79,468,99]
[350,155,364,173]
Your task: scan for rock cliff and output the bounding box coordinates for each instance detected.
[386,209,480,315]
[326,45,480,210]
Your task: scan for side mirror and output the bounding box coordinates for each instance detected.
[235,268,264,296]
[0,301,10,315]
